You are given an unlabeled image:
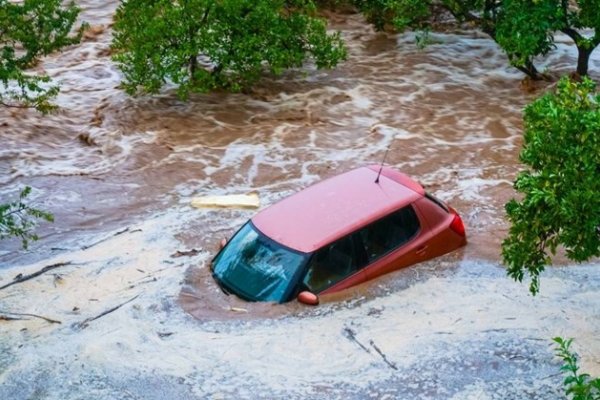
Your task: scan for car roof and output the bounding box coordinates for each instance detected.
[251,165,425,253]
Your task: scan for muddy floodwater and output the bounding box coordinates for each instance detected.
[1,2,599,399]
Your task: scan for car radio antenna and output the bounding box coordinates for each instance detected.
[374,143,391,184]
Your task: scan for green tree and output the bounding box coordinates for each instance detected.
[1,187,54,250]
[502,77,600,294]
[351,0,599,79]
[350,0,544,79]
[0,0,84,113]
[496,0,600,77]
[111,0,347,97]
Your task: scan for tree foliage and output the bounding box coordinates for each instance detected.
[0,0,84,113]
[0,187,54,250]
[494,0,556,69]
[554,337,600,400]
[352,0,433,32]
[496,0,600,77]
[502,77,600,294]
[350,0,598,79]
[111,0,347,97]
[350,0,545,78]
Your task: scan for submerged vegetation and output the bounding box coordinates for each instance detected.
[502,77,600,294]
[495,0,600,77]
[2,0,597,111]
[349,0,599,79]
[111,0,346,97]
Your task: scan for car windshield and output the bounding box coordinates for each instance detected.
[212,222,310,303]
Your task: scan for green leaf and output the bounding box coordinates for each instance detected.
[0,186,54,250]
[553,337,600,400]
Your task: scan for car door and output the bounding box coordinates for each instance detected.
[358,203,430,281]
[301,232,369,295]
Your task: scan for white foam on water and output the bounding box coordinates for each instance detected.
[1,210,599,398]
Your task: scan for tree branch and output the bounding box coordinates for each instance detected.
[0,311,61,324]
[561,27,583,45]
[0,100,36,110]
[73,294,140,330]
[0,203,29,220]
[0,262,72,291]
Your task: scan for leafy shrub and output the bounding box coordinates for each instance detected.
[554,337,600,400]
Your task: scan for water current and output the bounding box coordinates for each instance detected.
[1,2,599,399]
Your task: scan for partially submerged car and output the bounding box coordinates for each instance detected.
[212,165,466,305]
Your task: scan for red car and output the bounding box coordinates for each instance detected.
[212,165,466,305]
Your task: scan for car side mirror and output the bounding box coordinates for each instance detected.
[219,238,227,250]
[297,291,319,306]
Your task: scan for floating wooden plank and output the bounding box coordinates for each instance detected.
[190,193,260,209]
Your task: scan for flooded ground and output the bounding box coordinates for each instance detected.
[1,1,599,398]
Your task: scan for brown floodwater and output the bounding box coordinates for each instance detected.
[1,6,538,265]
[1,2,599,399]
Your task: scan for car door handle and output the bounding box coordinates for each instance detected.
[416,245,428,255]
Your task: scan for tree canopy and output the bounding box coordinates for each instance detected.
[0,0,84,113]
[502,77,600,294]
[111,0,347,97]
[350,0,598,79]
[496,0,600,77]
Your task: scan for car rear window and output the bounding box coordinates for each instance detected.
[425,193,449,213]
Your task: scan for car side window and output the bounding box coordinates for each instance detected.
[358,205,420,262]
[302,234,363,293]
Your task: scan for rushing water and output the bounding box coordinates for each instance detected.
[1,2,599,399]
